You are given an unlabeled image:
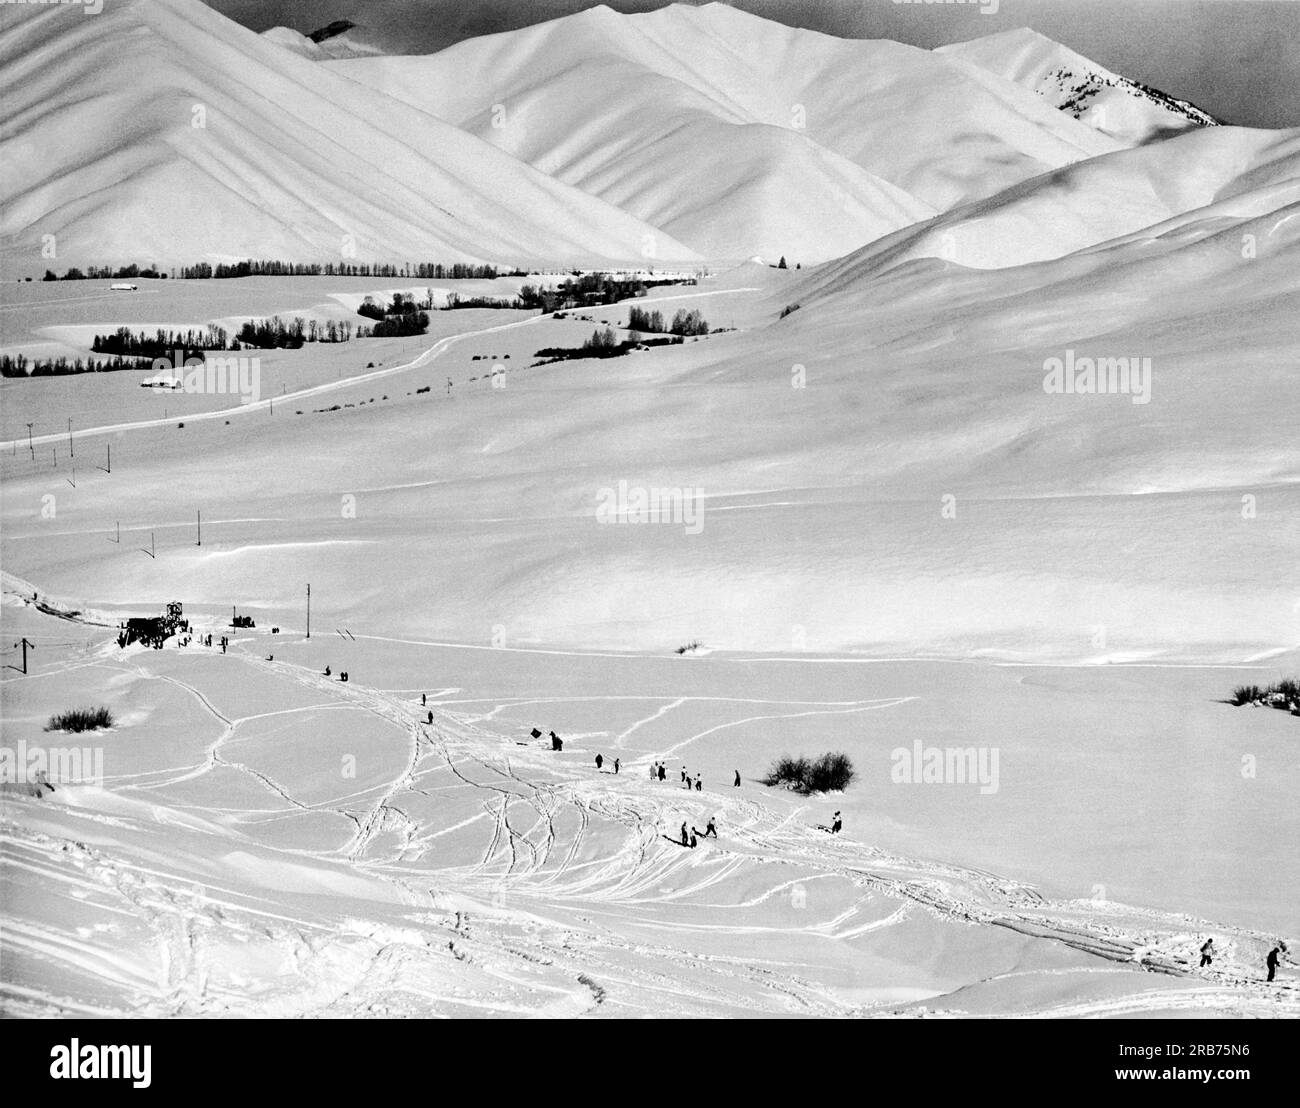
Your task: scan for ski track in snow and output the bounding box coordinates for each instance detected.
[1,591,1296,1018]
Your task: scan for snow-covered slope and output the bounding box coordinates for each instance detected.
[328,3,1122,261]
[259,22,385,61]
[939,28,1217,146]
[0,0,699,269]
[798,125,1300,273]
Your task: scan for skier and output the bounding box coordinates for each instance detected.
[705,817,717,838]
[734,769,741,787]
[324,665,331,676]
[595,753,604,771]
[613,758,620,775]
[1200,938,1215,967]
[422,693,427,706]
[689,831,697,849]
[681,767,687,783]
[1267,945,1281,982]
[684,775,692,790]
[694,778,701,792]
[428,711,434,724]
[831,811,842,834]
[658,763,666,782]
[680,822,689,847]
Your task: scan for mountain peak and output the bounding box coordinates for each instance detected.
[938,27,1217,143]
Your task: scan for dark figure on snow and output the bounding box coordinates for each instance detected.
[650,762,658,781]
[684,776,692,790]
[689,831,698,849]
[324,665,331,676]
[341,671,349,682]
[680,822,689,847]
[681,767,687,783]
[428,711,434,724]
[595,753,604,770]
[1200,938,1214,967]
[1267,946,1281,982]
[705,818,717,838]
[658,763,666,782]
[613,758,620,774]
[694,778,701,792]
[422,693,427,706]
[734,770,741,787]
[831,811,842,834]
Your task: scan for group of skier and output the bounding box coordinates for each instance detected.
[678,817,718,849]
[524,732,847,854]
[1199,937,1287,982]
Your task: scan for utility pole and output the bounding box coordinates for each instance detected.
[18,637,34,675]
[106,444,111,473]
[306,583,311,639]
[26,422,33,459]
[67,417,74,458]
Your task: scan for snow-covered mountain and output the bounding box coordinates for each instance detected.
[326,3,1123,262]
[938,28,1218,146]
[0,0,699,269]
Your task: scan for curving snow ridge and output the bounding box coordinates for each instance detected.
[791,124,1300,277]
[938,27,1218,146]
[0,0,700,269]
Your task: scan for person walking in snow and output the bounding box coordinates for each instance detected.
[831,811,842,834]
[689,831,697,849]
[680,822,689,847]
[658,763,666,782]
[705,817,717,838]
[614,758,620,774]
[694,778,701,792]
[681,767,687,783]
[595,753,604,771]
[1200,938,1215,967]
[1267,945,1282,982]
[734,769,741,787]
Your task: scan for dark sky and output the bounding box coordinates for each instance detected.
[207,0,1300,128]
